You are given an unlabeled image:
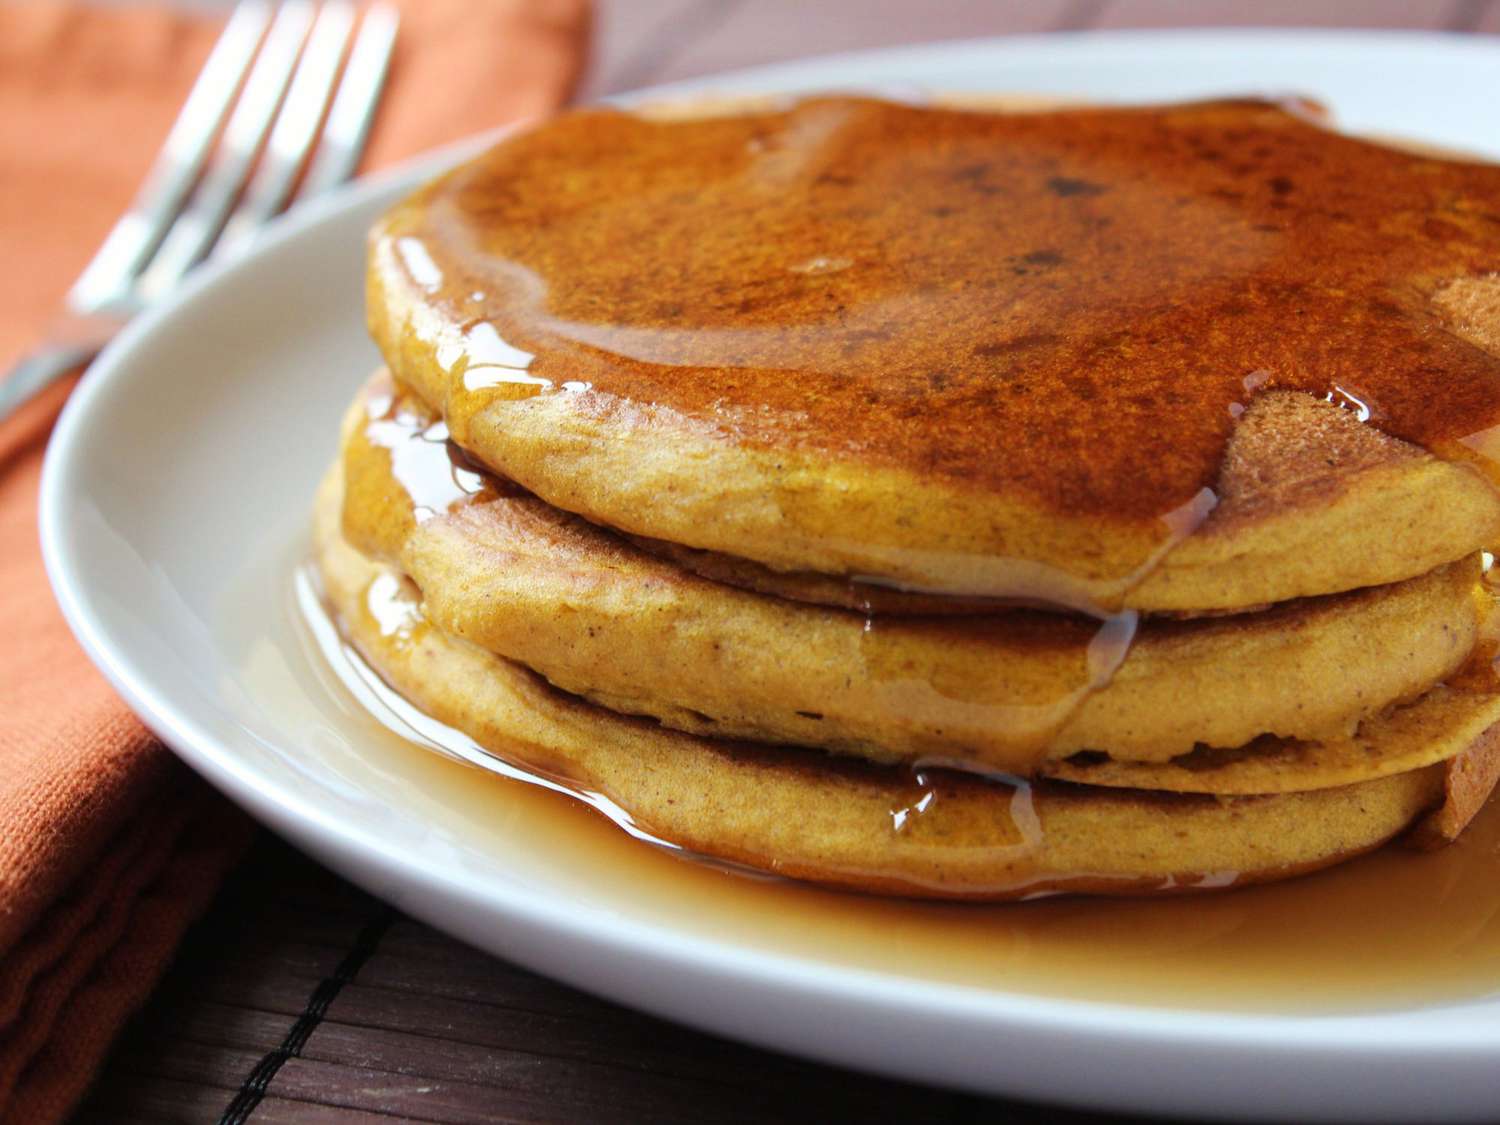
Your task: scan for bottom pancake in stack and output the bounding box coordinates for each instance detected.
[311,372,1500,900]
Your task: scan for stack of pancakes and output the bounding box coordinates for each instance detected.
[315,95,1500,898]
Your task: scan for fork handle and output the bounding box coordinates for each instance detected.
[0,343,101,426]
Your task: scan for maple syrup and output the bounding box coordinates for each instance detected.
[216,538,1500,1014]
[357,378,1148,766]
[284,98,1500,1009]
[377,97,1500,604]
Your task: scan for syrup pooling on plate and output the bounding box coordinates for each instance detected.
[378,95,1500,604]
[242,545,1500,1010]
[301,561,1086,894]
[294,563,727,861]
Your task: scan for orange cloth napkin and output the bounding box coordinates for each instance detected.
[0,2,590,1120]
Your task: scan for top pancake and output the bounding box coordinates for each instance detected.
[368,96,1500,613]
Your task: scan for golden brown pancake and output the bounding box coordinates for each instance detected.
[313,467,1500,899]
[368,96,1500,613]
[1046,682,1500,795]
[339,373,1487,774]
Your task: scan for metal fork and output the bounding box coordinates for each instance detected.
[0,0,398,424]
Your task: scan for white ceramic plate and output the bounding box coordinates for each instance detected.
[41,31,1500,1122]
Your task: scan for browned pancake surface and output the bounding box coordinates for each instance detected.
[371,96,1500,608]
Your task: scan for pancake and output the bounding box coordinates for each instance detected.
[339,373,1487,773]
[1045,681,1500,795]
[368,95,1500,613]
[624,386,1500,622]
[313,466,1499,899]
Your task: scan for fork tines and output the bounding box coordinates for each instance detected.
[70,0,398,316]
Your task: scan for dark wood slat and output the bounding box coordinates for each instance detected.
[103,1031,694,1125]
[99,998,976,1124]
[302,1021,930,1124]
[98,1039,267,1095]
[222,900,386,946]
[121,969,883,1104]
[179,936,351,980]
[355,949,632,1022]
[141,969,322,1020]
[323,983,942,1104]
[73,1076,236,1125]
[75,1077,389,1125]
[125,1000,297,1055]
[332,981,756,1074]
[121,954,970,1112]
[231,1099,408,1125]
[78,841,1061,1123]
[271,1056,654,1125]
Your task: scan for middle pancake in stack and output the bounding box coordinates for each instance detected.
[326,370,1500,890]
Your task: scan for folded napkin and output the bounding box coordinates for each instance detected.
[0,1,589,1119]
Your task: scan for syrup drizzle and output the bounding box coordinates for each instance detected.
[376,96,1500,609]
[254,552,1500,1012]
[294,564,728,860]
[361,379,517,519]
[302,561,1063,892]
[354,384,1144,766]
[362,386,488,521]
[856,605,1139,764]
[888,766,1044,858]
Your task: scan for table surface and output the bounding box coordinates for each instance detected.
[80,1,1500,1121]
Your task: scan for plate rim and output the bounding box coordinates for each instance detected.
[37,27,1500,1116]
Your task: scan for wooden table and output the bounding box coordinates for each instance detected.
[80,2,1500,1120]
